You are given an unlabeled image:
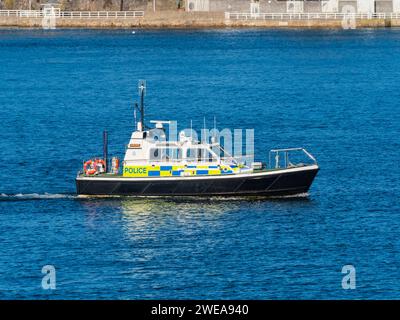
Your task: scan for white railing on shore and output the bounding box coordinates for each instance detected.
[0,10,144,19]
[2,10,400,21]
[226,12,400,20]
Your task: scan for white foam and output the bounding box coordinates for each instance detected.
[269,192,310,199]
[0,193,75,200]
[0,192,310,201]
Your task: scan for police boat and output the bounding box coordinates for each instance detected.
[76,81,319,197]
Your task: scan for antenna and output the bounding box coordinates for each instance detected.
[138,80,146,131]
[211,116,217,143]
[203,117,206,143]
[134,102,137,128]
[211,116,218,144]
[190,119,193,140]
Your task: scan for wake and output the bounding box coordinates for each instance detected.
[0,192,310,201]
[0,193,76,201]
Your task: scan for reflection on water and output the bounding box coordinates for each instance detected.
[120,198,243,242]
[77,195,314,242]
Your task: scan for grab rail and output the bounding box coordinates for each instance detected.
[268,148,317,169]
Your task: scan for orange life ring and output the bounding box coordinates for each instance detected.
[84,160,96,176]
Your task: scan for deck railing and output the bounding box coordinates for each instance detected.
[226,12,400,20]
[0,10,144,19]
[268,148,317,170]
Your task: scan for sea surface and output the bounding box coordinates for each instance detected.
[0,28,400,299]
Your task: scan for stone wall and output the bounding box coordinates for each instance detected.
[2,11,400,28]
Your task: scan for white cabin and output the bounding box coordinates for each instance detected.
[122,121,252,178]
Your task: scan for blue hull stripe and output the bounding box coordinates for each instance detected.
[160,166,172,171]
[221,170,233,174]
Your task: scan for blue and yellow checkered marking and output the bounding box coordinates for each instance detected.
[160,166,172,171]
[123,164,238,177]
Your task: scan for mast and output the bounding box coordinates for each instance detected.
[138,80,146,131]
[103,130,108,172]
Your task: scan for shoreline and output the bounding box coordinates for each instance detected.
[0,21,395,29]
[0,11,398,29]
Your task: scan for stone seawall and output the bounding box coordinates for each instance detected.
[0,11,399,28]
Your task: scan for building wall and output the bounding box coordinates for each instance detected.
[187,0,210,11]
[305,0,322,13]
[376,0,393,13]
[338,0,357,12]
[357,0,374,13]
[210,0,318,13]
[393,0,400,12]
[209,0,250,12]
[264,0,287,13]
[321,0,339,12]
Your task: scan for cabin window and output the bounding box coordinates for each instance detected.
[165,147,182,161]
[149,148,182,162]
[186,148,217,162]
[150,148,161,161]
[186,148,199,162]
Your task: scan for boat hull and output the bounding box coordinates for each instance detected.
[75,165,319,197]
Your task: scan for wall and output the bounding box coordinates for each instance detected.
[394,0,400,12]
[321,0,339,12]
[376,0,393,13]
[3,12,400,28]
[265,0,287,13]
[338,0,357,12]
[209,0,250,12]
[0,0,398,13]
[357,0,375,13]
[305,1,322,13]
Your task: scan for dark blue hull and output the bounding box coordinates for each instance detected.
[76,166,319,197]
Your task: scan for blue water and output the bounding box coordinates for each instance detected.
[0,28,400,299]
